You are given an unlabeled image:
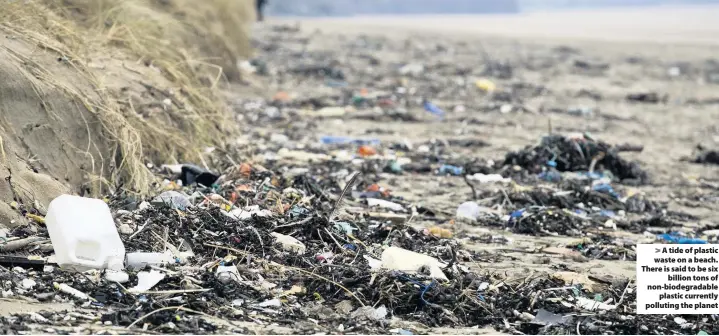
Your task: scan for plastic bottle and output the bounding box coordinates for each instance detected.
[125,251,176,270]
[45,195,126,272]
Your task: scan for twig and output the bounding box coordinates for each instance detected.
[324,228,345,251]
[615,280,632,307]
[463,173,478,200]
[128,219,151,240]
[328,171,359,223]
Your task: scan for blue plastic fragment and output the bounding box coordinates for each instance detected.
[547,160,557,167]
[510,209,525,218]
[423,100,445,118]
[437,164,463,176]
[319,136,381,146]
[343,243,357,251]
[592,183,620,198]
[657,233,707,244]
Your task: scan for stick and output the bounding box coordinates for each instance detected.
[328,171,359,223]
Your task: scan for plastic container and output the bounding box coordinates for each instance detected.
[126,251,175,270]
[45,195,125,272]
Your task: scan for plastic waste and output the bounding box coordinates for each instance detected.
[357,145,378,157]
[350,305,388,321]
[152,191,192,210]
[437,164,463,176]
[271,232,306,254]
[224,205,273,220]
[592,183,620,198]
[475,78,496,92]
[105,270,129,283]
[54,282,90,300]
[575,297,616,311]
[179,164,219,186]
[657,233,707,244]
[257,298,282,308]
[46,195,125,272]
[216,265,241,284]
[366,198,404,212]
[466,173,511,183]
[126,251,176,270]
[381,246,447,280]
[319,135,380,146]
[423,100,445,118]
[129,270,166,293]
[456,201,482,222]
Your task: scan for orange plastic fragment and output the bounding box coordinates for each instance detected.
[358,145,377,157]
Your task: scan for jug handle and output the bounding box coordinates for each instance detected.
[68,246,105,269]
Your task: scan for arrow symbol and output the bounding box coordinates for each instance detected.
[655,248,661,253]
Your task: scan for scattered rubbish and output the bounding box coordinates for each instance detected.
[271,232,307,254]
[690,145,719,165]
[367,198,404,212]
[320,135,381,146]
[534,309,572,326]
[257,298,282,308]
[381,246,448,280]
[126,251,176,270]
[626,92,666,104]
[350,305,388,321]
[129,270,166,293]
[54,282,90,301]
[216,265,241,284]
[438,164,463,176]
[475,78,496,92]
[467,173,511,183]
[179,164,220,186]
[657,233,707,244]
[46,195,125,272]
[504,134,649,183]
[152,191,192,210]
[423,100,445,118]
[575,297,616,311]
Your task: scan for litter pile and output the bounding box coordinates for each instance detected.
[503,133,649,184]
[0,164,640,334]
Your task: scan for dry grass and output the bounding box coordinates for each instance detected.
[0,0,254,195]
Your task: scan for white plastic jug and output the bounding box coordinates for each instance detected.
[46,194,125,272]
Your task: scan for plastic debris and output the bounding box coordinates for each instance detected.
[129,270,166,293]
[381,246,448,281]
[438,164,463,176]
[152,191,192,210]
[657,233,707,244]
[423,100,445,118]
[179,164,220,186]
[366,198,404,212]
[271,232,307,254]
[466,173,511,183]
[46,195,125,272]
